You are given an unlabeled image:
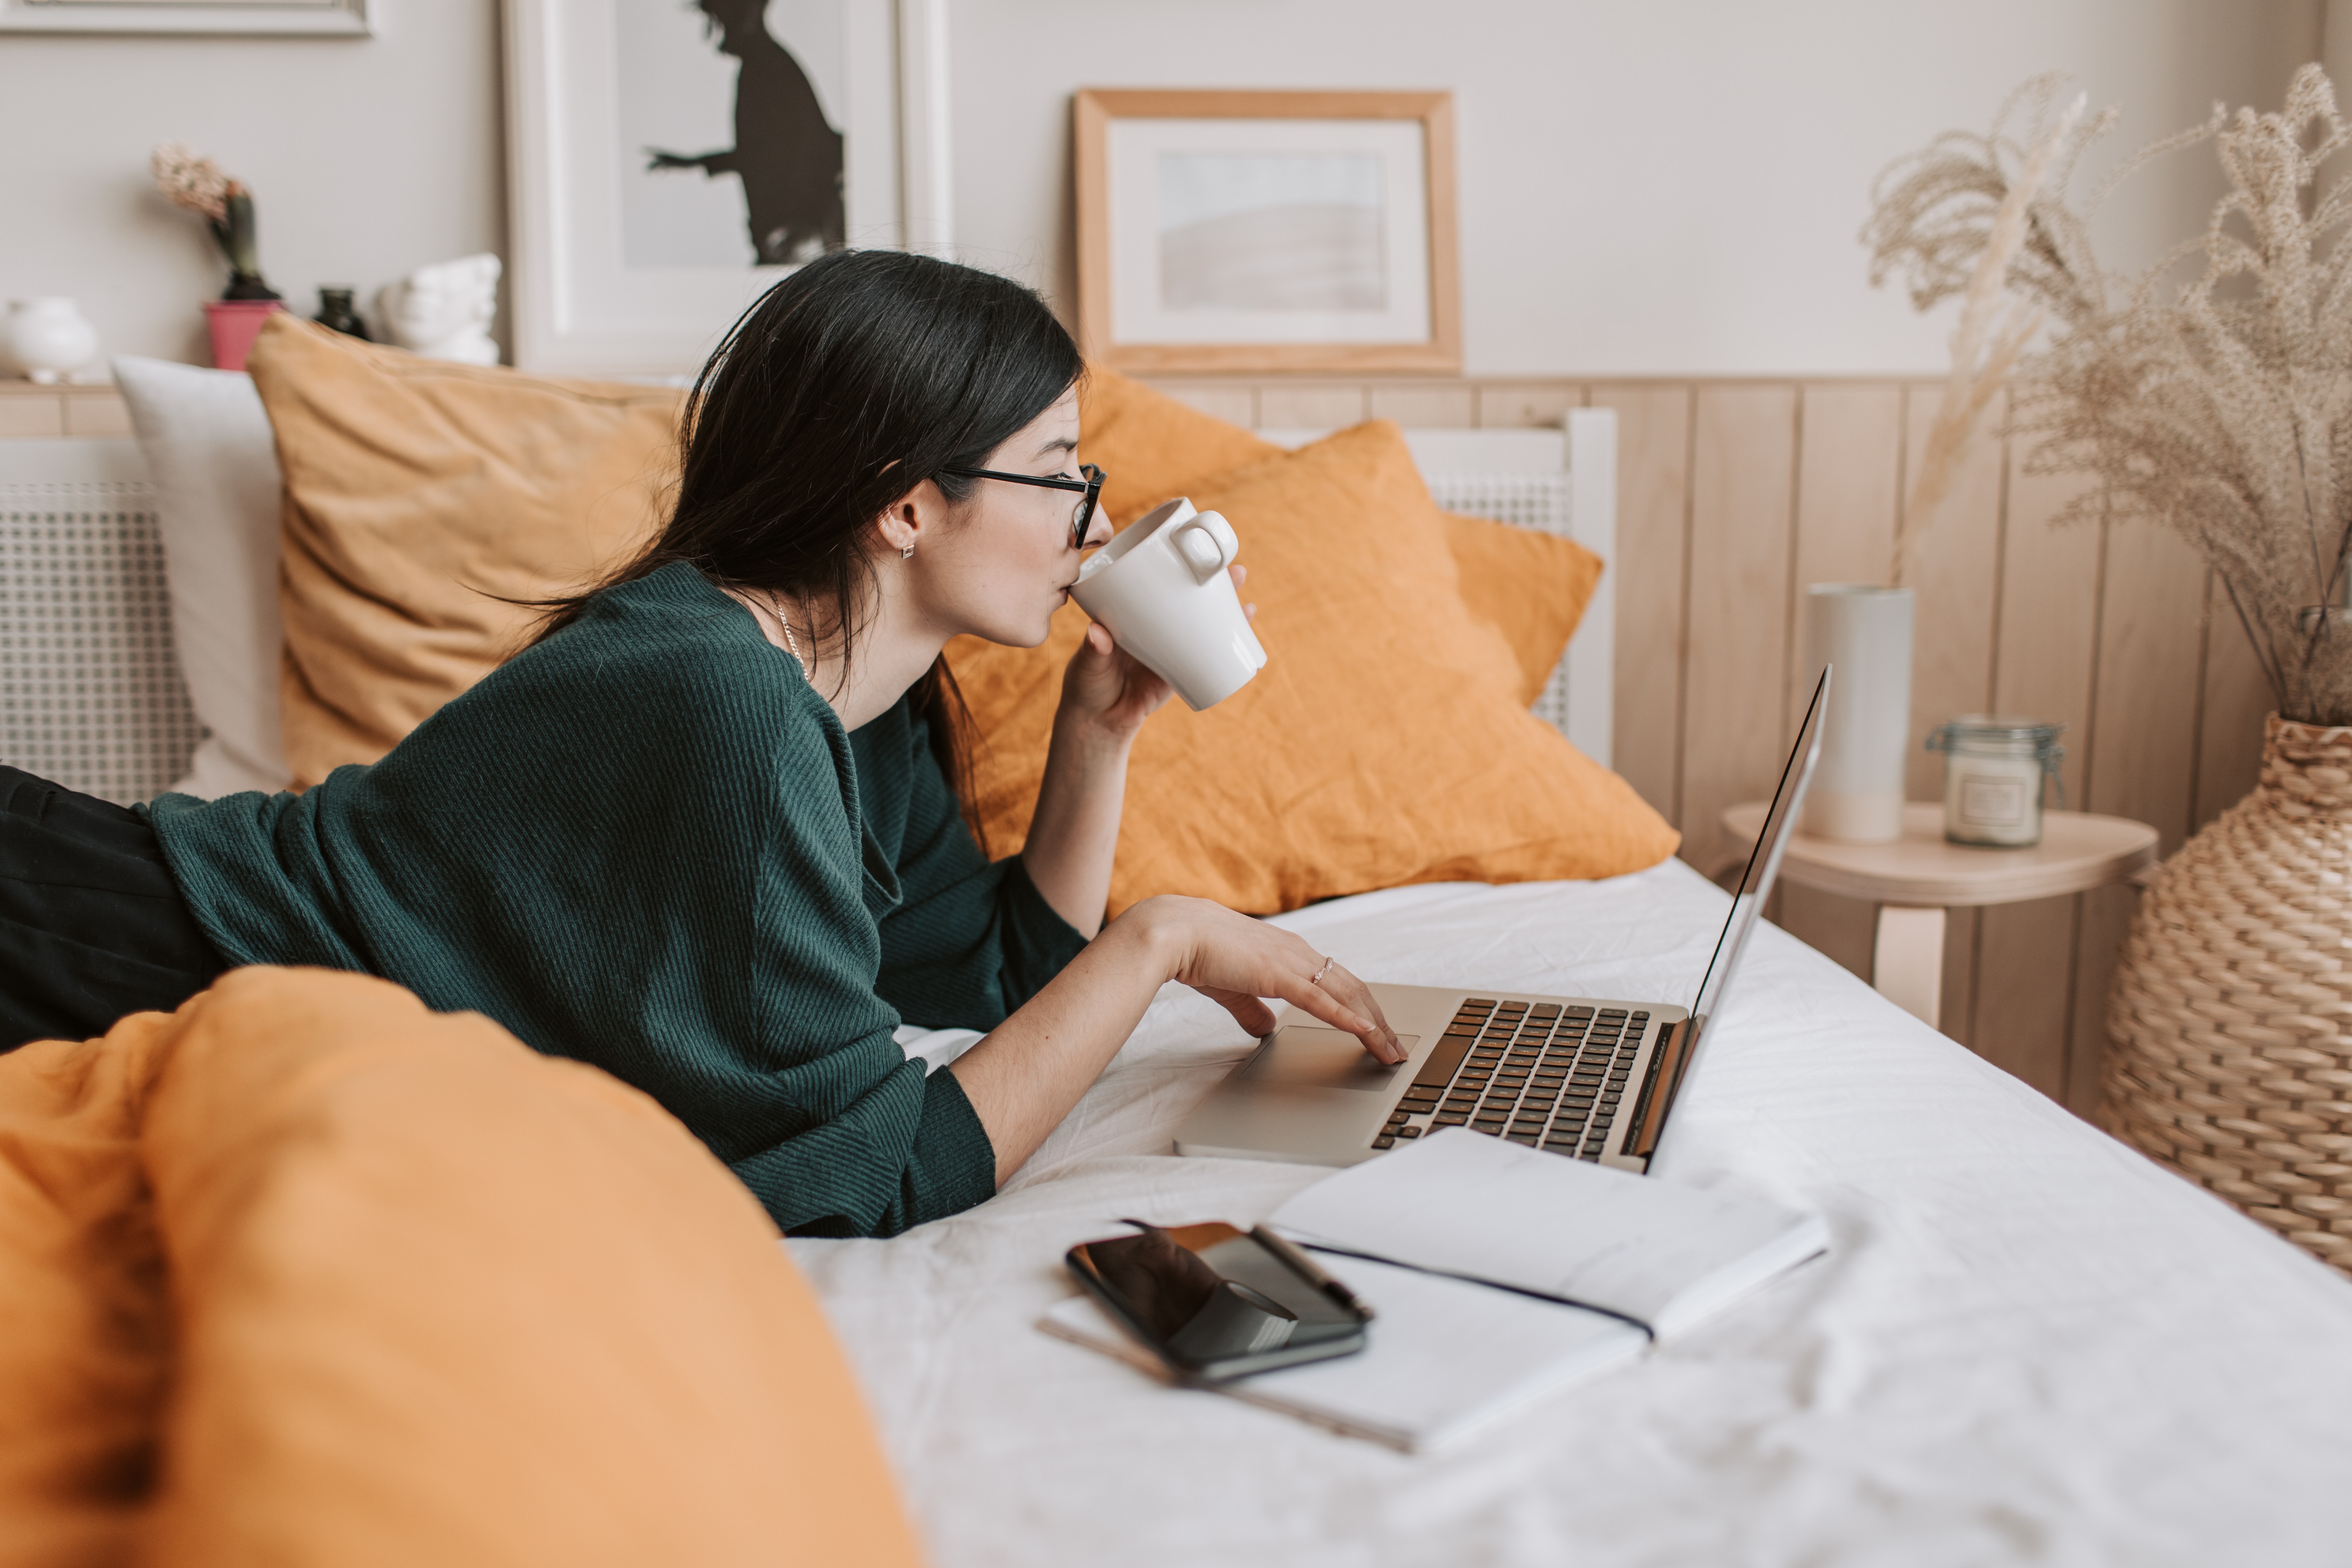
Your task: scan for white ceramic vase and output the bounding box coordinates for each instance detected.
[6,297,100,384]
[1801,584,1913,843]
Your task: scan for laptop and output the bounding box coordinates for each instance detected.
[1174,668,1830,1178]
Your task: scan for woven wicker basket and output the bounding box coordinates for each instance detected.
[2106,714,2352,1275]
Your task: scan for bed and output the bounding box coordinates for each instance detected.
[8,352,2349,1562]
[796,861,2352,1566]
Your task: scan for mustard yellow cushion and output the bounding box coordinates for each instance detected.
[0,970,924,1568]
[1439,510,1605,708]
[0,1015,175,1568]
[1077,367,1601,706]
[948,421,1677,914]
[1078,367,1283,529]
[245,316,683,788]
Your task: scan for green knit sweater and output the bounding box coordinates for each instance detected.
[146,562,1089,1237]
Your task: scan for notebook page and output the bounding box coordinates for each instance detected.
[1269,1129,1827,1338]
[1040,1251,1644,1452]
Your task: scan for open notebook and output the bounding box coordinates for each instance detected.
[1042,1131,1829,1452]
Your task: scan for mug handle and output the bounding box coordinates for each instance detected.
[1171,510,1238,582]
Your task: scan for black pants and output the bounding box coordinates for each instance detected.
[0,766,226,1051]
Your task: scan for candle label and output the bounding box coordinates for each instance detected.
[1959,776,2027,827]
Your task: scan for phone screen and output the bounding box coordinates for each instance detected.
[1068,1222,1367,1380]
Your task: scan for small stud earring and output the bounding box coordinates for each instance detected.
[900,541,915,560]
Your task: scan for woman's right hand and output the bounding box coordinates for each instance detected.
[1120,895,1406,1064]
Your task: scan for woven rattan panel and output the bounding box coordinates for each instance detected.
[0,474,202,805]
[1427,471,1576,736]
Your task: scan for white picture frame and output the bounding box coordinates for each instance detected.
[505,0,950,378]
[0,0,369,34]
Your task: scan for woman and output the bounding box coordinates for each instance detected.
[0,251,1400,1237]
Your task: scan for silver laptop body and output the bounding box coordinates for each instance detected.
[1174,670,1830,1177]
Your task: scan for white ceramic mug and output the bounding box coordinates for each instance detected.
[1071,497,1268,711]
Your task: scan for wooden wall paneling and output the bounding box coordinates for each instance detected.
[1368,382,1477,427]
[1987,459,2104,801]
[1147,381,1257,428]
[2061,517,2208,1113]
[2064,884,2134,1118]
[1901,381,2008,1048]
[1777,883,1878,982]
[1900,384,2008,797]
[1972,895,2078,1099]
[1477,382,1579,429]
[1255,383,1371,430]
[1772,383,1906,997]
[1679,384,1799,880]
[1971,448,2105,1101]
[2087,519,2208,851]
[1589,385,1692,825]
[1785,382,1905,716]
[2192,566,2274,831]
[1947,907,1986,1052]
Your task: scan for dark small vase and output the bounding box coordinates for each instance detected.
[314,287,371,341]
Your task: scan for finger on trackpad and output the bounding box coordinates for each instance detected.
[1243,1028,1417,1091]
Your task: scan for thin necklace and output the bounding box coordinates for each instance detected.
[772,597,807,678]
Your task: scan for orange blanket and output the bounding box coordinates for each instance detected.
[0,968,922,1567]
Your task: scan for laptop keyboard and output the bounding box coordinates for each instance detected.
[1370,999,1649,1161]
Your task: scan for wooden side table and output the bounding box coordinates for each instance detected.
[1719,802,2159,1029]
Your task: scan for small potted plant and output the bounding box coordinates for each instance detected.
[152,143,284,370]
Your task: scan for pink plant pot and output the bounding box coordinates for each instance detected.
[202,299,286,372]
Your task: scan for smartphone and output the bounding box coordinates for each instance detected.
[1066,1220,1372,1383]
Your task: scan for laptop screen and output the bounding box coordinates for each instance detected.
[1687,669,1831,1024]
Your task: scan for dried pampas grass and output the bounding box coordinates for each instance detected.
[1867,86,2088,582]
[1867,66,2352,725]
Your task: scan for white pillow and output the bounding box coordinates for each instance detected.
[113,356,290,797]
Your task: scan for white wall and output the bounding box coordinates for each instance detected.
[951,0,2325,375]
[0,1,505,368]
[0,0,2326,375]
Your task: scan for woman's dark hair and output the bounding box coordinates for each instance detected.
[535,249,1084,826]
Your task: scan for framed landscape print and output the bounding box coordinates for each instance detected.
[1074,89,1460,374]
[505,0,950,376]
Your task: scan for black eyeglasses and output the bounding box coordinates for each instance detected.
[940,462,1107,550]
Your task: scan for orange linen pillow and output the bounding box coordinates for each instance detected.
[948,421,1676,915]
[130,968,922,1568]
[1078,367,1600,705]
[1440,511,1605,707]
[246,315,684,787]
[1077,365,1282,527]
[0,1013,177,1568]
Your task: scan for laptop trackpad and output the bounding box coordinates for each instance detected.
[1241,1028,1417,1092]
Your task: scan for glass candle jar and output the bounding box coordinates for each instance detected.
[1924,716,2066,847]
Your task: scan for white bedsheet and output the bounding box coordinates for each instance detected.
[791,861,2352,1567]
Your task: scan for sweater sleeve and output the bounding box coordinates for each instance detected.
[867,711,1091,1031]
[730,1063,1000,1239]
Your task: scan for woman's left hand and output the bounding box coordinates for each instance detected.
[1058,564,1252,743]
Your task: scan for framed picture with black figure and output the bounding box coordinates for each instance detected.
[505,0,952,376]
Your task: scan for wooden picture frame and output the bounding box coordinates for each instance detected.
[1074,88,1459,375]
[503,0,950,377]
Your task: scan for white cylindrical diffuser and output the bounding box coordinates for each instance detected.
[1802,585,1913,843]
